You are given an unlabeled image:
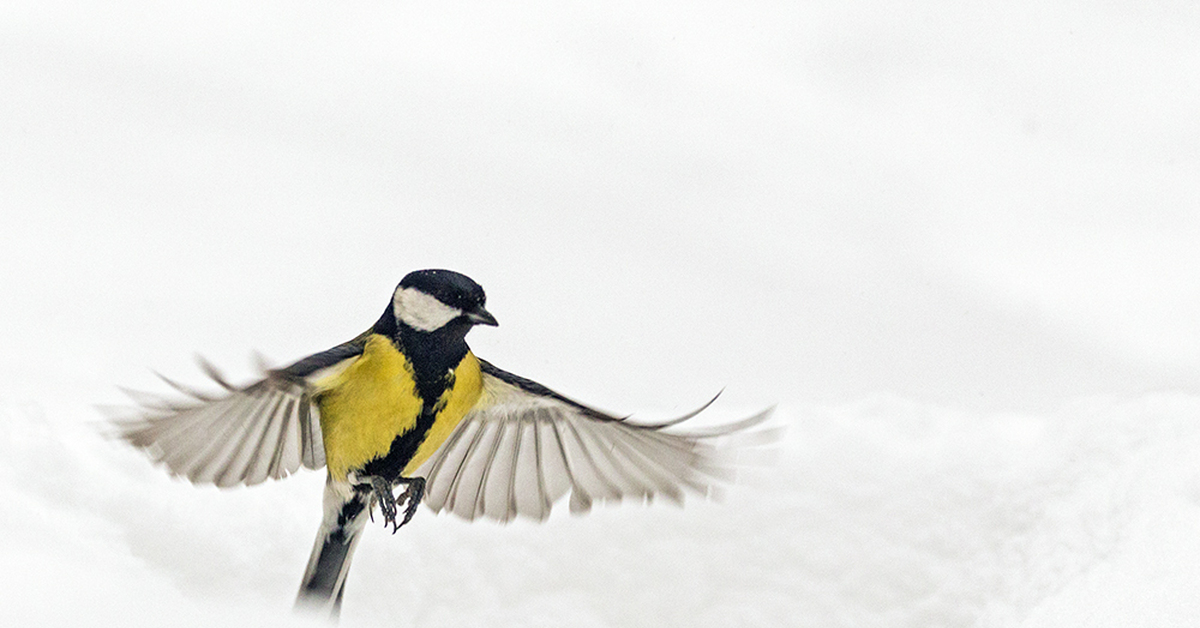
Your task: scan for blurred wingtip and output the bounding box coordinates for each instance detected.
[685,404,777,438]
[91,404,140,441]
[251,350,273,375]
[194,354,235,390]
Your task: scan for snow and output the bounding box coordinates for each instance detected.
[8,394,1200,627]
[3,0,1200,626]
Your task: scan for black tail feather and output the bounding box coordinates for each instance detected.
[295,482,370,620]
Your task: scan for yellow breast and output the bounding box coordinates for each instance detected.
[313,335,422,479]
[312,334,483,480]
[403,351,483,475]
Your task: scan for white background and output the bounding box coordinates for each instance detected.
[2,1,1199,626]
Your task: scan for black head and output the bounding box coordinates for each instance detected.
[390,269,498,333]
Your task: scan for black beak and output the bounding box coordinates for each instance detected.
[466,305,498,327]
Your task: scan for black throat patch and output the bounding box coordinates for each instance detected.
[361,307,471,480]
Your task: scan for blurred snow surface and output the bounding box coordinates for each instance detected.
[5,392,1200,627]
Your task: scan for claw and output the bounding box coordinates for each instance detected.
[368,476,398,530]
[354,475,424,533]
[392,477,425,533]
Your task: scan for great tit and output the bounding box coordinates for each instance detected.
[115,269,772,618]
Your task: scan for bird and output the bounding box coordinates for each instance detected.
[113,269,774,619]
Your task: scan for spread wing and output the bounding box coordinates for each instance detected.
[414,359,775,523]
[112,340,365,488]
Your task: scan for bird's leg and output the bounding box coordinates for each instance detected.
[366,475,398,530]
[350,474,421,532]
[391,477,426,533]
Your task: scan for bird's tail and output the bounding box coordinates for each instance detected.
[295,479,371,620]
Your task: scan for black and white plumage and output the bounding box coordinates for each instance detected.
[113,269,775,618]
[120,356,774,523]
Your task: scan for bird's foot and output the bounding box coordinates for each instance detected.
[392,477,426,533]
[359,476,424,532]
[367,475,398,529]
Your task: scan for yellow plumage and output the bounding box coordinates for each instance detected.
[312,334,483,480]
[404,351,482,475]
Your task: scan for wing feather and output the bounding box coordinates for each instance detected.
[479,420,519,521]
[534,412,571,515]
[421,414,478,510]
[207,389,285,487]
[526,416,553,519]
[240,393,292,486]
[267,397,301,480]
[181,391,277,483]
[560,418,623,504]
[588,423,679,505]
[440,419,493,519]
[507,419,538,521]
[412,361,774,522]
[549,416,594,514]
[113,342,363,487]
[298,400,325,469]
[454,420,504,520]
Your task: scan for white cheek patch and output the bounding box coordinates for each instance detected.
[393,287,463,332]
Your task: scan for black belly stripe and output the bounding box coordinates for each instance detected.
[355,318,470,481]
[360,408,438,480]
[359,361,458,481]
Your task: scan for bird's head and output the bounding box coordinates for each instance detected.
[390,269,498,335]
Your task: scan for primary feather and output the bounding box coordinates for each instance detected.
[415,360,773,522]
